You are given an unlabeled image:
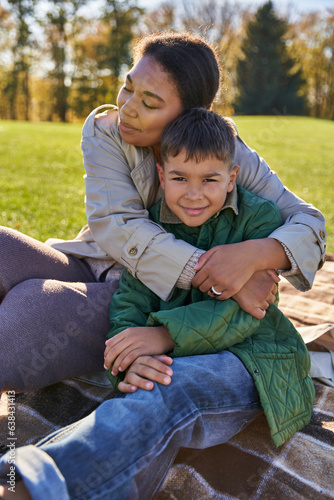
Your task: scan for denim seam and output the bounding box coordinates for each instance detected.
[39,421,83,446]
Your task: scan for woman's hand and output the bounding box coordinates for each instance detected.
[104,326,174,376]
[192,239,287,300]
[192,242,259,299]
[118,355,173,393]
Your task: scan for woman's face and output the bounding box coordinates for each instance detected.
[117,56,183,158]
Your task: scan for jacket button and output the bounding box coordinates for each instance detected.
[128,246,138,256]
[319,230,326,240]
[253,369,259,375]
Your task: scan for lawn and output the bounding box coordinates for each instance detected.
[234,116,334,254]
[0,116,333,252]
[0,120,85,242]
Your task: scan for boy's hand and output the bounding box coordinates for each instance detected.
[104,326,174,376]
[231,270,278,319]
[118,355,173,393]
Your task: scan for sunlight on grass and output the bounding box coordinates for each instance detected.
[0,116,333,253]
[234,116,334,253]
[0,120,85,242]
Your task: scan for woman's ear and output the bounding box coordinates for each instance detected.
[227,165,239,192]
[156,162,165,190]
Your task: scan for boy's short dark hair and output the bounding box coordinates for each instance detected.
[161,108,237,170]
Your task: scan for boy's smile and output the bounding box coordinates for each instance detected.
[157,149,239,227]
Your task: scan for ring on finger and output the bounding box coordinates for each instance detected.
[210,286,222,296]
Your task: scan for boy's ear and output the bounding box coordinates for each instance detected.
[156,162,165,190]
[227,165,239,192]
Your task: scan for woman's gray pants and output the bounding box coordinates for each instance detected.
[0,226,118,392]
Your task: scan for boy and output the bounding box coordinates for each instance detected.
[104,108,314,448]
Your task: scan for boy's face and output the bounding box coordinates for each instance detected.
[157,149,239,227]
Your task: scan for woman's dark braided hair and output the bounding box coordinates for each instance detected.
[133,32,220,112]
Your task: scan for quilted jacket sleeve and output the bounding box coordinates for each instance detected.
[108,269,160,339]
[147,299,260,357]
[106,269,161,389]
[238,193,283,241]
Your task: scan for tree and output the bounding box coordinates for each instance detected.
[41,0,87,122]
[5,0,37,120]
[235,1,305,115]
[289,10,334,119]
[142,1,176,33]
[69,0,143,119]
[94,0,144,103]
[0,4,15,119]
[69,17,116,119]
[180,0,247,116]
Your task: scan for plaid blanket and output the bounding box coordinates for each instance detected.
[1,258,334,499]
[157,381,334,499]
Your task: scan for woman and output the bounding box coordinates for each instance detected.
[0,31,325,500]
[0,32,325,394]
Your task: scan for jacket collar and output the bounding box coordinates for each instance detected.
[160,184,239,224]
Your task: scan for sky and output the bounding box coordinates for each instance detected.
[134,0,334,27]
[139,0,334,14]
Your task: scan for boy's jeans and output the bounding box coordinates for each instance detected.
[0,351,262,500]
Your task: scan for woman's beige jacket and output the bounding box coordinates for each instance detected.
[47,105,326,301]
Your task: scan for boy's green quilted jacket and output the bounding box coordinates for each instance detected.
[107,186,315,447]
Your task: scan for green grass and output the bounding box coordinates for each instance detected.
[233,116,334,254]
[0,120,85,242]
[0,116,333,252]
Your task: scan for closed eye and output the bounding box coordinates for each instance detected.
[143,101,158,110]
[203,178,218,182]
[123,85,133,93]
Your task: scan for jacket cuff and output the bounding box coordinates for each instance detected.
[269,216,326,291]
[277,241,299,277]
[105,368,124,391]
[176,249,205,290]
